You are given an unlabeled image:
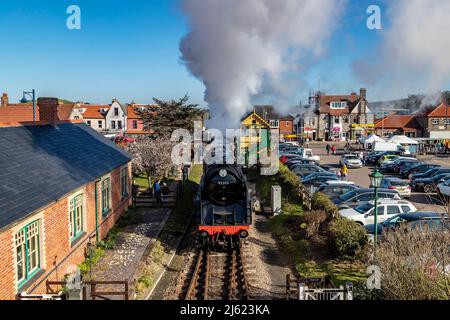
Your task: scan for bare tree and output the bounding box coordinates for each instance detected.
[126,137,179,188]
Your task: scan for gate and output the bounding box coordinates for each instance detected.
[286,274,353,301]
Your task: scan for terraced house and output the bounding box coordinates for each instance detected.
[0,98,132,300]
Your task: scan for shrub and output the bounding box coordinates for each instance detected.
[299,210,327,239]
[375,227,450,300]
[312,192,339,220]
[328,217,367,258]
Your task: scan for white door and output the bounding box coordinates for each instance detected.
[365,205,385,225]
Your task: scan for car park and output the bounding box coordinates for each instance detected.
[412,173,450,193]
[333,188,401,209]
[380,177,411,198]
[316,182,360,198]
[339,154,363,168]
[339,199,417,226]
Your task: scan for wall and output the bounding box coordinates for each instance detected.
[105,102,127,132]
[0,163,132,299]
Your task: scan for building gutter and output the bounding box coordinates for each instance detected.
[94,179,101,243]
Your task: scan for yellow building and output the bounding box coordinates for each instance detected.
[239,111,274,166]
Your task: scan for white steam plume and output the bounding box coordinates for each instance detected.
[180,0,346,129]
[353,0,450,97]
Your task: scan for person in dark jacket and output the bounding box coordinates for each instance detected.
[153,180,162,205]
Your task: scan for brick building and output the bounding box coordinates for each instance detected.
[417,92,450,139]
[375,114,423,138]
[279,115,295,141]
[0,98,132,299]
[315,88,374,141]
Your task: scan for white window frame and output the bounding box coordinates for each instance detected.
[330,101,347,109]
[432,119,439,125]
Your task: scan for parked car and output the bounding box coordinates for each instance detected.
[301,174,339,187]
[379,177,411,198]
[366,150,404,164]
[291,164,326,177]
[333,188,401,209]
[412,173,450,193]
[388,158,420,174]
[302,171,338,181]
[339,199,417,226]
[286,158,318,168]
[316,182,360,199]
[401,163,440,179]
[339,154,363,168]
[378,154,401,166]
[364,212,443,236]
[436,178,450,200]
[411,167,450,182]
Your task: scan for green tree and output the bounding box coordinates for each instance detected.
[136,95,207,137]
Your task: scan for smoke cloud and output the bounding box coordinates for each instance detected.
[180,0,346,129]
[353,0,450,97]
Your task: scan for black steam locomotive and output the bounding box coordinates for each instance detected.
[195,163,252,245]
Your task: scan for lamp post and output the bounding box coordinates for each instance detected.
[369,168,384,252]
[20,89,36,121]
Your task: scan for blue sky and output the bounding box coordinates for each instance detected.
[0,0,410,107]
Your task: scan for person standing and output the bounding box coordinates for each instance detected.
[326,144,331,155]
[153,179,162,206]
[359,151,365,166]
[340,164,348,181]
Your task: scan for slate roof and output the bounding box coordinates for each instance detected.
[0,122,132,230]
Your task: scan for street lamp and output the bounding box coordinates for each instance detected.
[369,168,384,250]
[20,89,36,122]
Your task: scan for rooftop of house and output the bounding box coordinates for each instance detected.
[0,105,39,122]
[127,104,158,119]
[0,122,132,230]
[375,114,422,130]
[76,104,110,119]
[426,103,450,117]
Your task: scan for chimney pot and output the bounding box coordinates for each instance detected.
[37,97,60,125]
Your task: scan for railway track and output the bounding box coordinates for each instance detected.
[184,245,250,300]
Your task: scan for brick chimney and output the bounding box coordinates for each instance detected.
[1,93,8,107]
[442,91,450,106]
[37,97,60,124]
[360,88,367,99]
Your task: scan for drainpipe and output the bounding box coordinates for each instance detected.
[94,179,101,244]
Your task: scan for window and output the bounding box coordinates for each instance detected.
[334,117,340,124]
[114,108,119,116]
[118,121,122,129]
[69,194,84,241]
[121,167,128,198]
[87,120,91,127]
[444,119,450,125]
[401,205,412,213]
[330,101,347,109]
[432,119,439,125]
[111,121,116,129]
[387,205,401,215]
[132,120,138,129]
[101,178,111,215]
[98,120,102,128]
[285,121,289,127]
[15,220,40,287]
